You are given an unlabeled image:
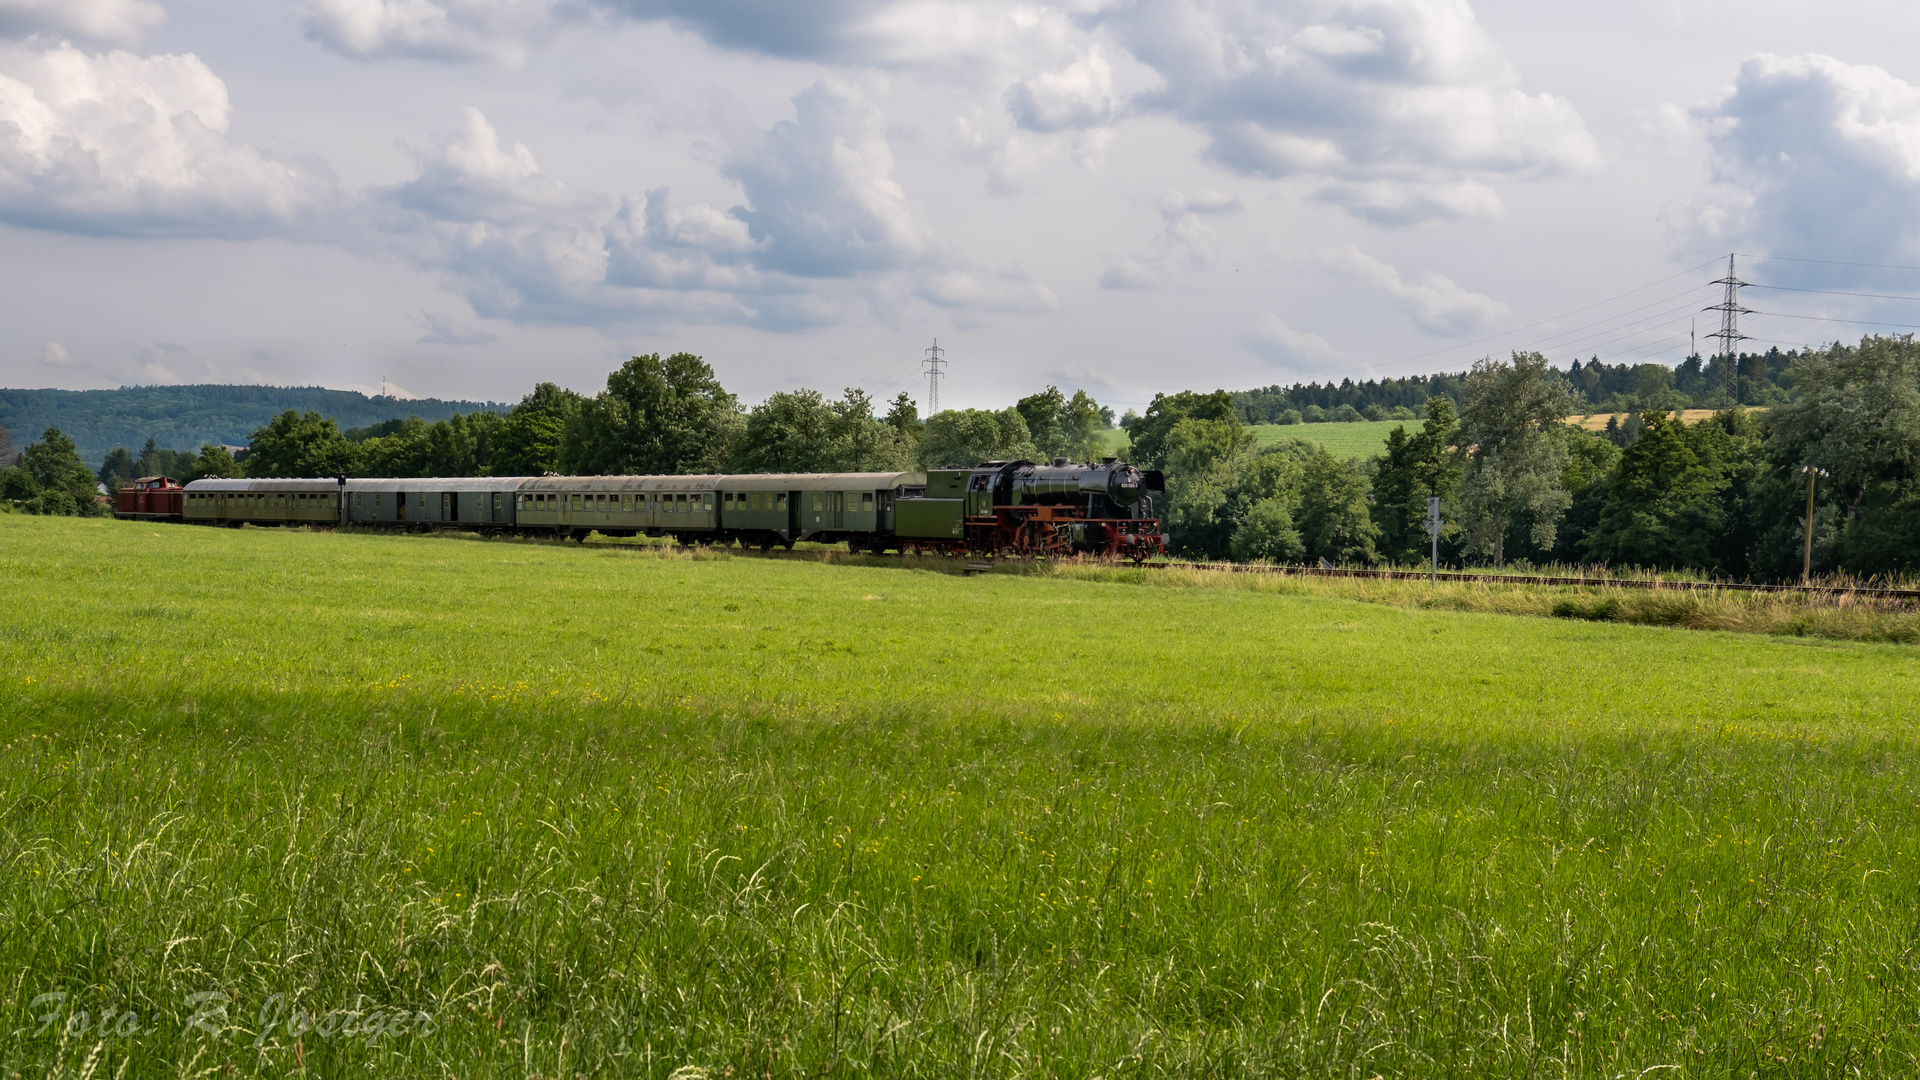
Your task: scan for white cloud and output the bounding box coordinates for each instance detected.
[1323,245,1506,334]
[375,95,1050,332]
[724,79,933,278]
[288,1,1588,229]
[0,0,163,44]
[1006,46,1118,133]
[132,339,183,380]
[0,43,337,236]
[372,106,619,321]
[37,340,72,365]
[1099,186,1242,289]
[415,310,499,344]
[1673,53,1920,268]
[300,0,559,64]
[1108,0,1597,224]
[1245,314,1339,365]
[915,268,1057,313]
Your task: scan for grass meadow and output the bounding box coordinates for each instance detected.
[5,515,1920,1077]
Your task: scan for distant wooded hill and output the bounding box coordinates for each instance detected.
[0,385,506,463]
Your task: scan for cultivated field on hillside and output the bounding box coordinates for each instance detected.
[1249,419,1408,458]
[1101,419,1407,461]
[5,516,1919,1076]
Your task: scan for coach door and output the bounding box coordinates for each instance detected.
[443,492,455,522]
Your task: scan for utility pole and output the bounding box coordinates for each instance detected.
[1800,465,1828,585]
[923,338,946,416]
[1704,254,1755,393]
[1426,496,1442,585]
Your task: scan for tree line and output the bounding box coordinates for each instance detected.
[1136,336,1920,580]
[18,353,1114,502]
[9,337,1915,582]
[1227,348,1802,426]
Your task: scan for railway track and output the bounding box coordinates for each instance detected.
[1120,558,1920,601]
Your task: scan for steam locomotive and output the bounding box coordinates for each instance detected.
[130,458,1166,560]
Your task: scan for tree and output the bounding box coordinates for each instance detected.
[1296,447,1380,565]
[1581,410,1731,570]
[738,390,837,472]
[561,353,742,475]
[131,438,196,481]
[0,423,14,467]
[885,393,921,439]
[1455,351,1580,565]
[186,444,238,482]
[1160,417,1256,558]
[1764,336,1920,519]
[1230,498,1304,563]
[15,428,104,515]
[1226,448,1309,563]
[829,388,915,472]
[1759,337,1920,578]
[490,383,584,476]
[244,411,359,478]
[1125,390,1237,469]
[1545,425,1623,564]
[1369,397,1463,564]
[735,388,914,473]
[98,446,136,491]
[918,408,1036,469]
[1015,386,1107,462]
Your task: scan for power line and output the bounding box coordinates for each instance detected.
[1759,311,1920,331]
[1747,283,1920,303]
[1737,252,1920,274]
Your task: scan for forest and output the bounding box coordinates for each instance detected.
[0,384,502,463]
[4,337,1915,581]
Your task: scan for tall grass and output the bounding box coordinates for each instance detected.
[4,515,1919,1076]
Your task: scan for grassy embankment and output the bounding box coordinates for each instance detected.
[5,515,1920,1077]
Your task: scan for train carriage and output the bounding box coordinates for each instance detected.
[516,475,723,542]
[344,477,528,531]
[184,478,344,527]
[720,472,923,552]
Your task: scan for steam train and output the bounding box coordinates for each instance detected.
[118,458,1166,560]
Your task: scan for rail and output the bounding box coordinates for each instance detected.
[1118,559,1920,601]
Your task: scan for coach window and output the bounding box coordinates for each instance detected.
[812,493,822,512]
[862,493,874,510]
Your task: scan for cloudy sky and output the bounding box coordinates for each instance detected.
[4,0,1920,412]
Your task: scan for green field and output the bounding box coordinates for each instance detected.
[1101,421,1409,461]
[1250,419,1410,459]
[6,515,1920,1076]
